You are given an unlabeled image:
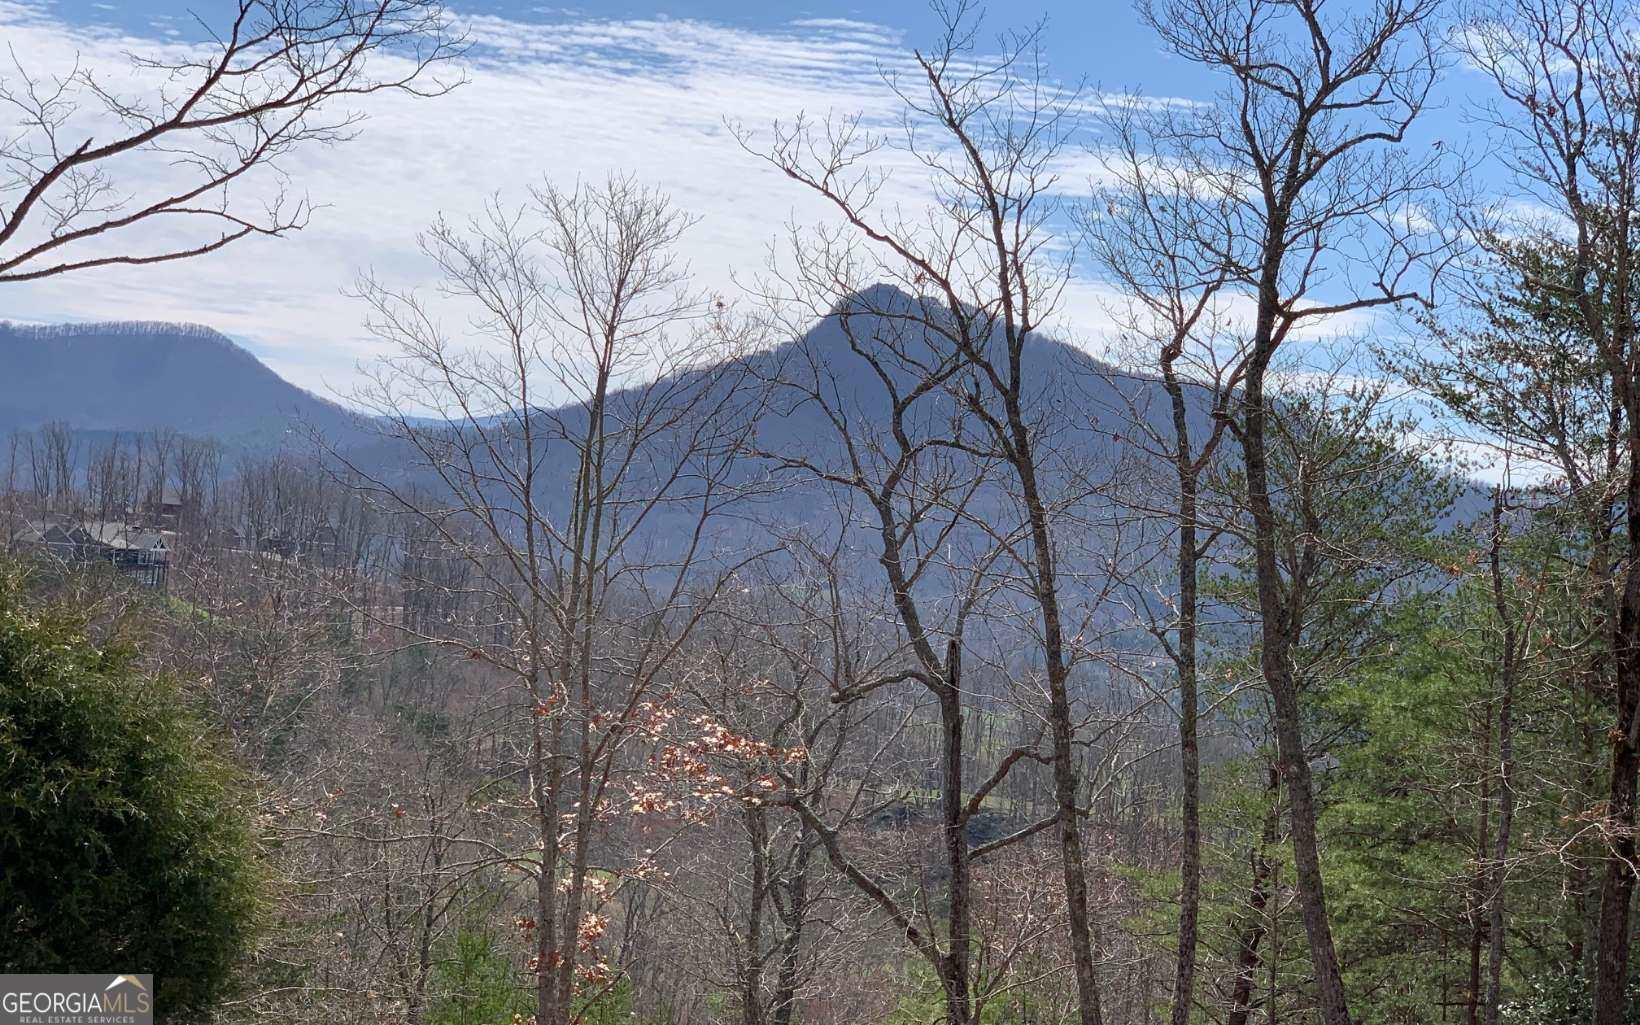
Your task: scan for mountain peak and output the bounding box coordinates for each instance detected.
[828,283,922,317]
[803,283,1112,377]
[0,320,357,445]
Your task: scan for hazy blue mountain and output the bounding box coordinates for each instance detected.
[5,293,1482,537]
[338,284,1178,525]
[0,321,364,447]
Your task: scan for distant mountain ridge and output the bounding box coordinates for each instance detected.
[3,298,1482,534]
[0,320,362,445]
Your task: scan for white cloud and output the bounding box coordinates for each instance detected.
[0,2,934,401]
[0,1,1390,413]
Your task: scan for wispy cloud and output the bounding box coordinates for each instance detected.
[1,1,1373,408]
[0,3,930,398]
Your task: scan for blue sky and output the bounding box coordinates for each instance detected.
[2,0,1495,401]
[48,0,1184,83]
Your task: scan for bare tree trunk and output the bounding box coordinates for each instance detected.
[344,179,744,1025]
[1585,502,1619,986]
[1484,489,1520,1025]
[1467,717,1491,1025]
[1243,323,1353,1025]
[1005,425,1105,1025]
[742,806,770,1025]
[1599,413,1640,1024]
[1457,5,1640,1002]
[770,835,813,1025]
[536,716,564,1025]
[1127,0,1449,1013]
[1227,768,1281,1025]
[940,639,973,1025]
[1598,620,1640,1025]
[1558,18,1638,1018]
[751,17,1120,1022]
[1164,358,1202,1025]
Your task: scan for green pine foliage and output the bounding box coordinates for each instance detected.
[0,565,262,1020]
[427,928,533,1025]
[1503,968,1640,1025]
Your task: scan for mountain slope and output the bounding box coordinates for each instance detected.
[0,321,362,445]
[343,284,1202,512]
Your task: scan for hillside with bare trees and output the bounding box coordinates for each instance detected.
[6,0,1640,1024]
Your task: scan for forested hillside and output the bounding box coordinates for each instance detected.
[0,322,364,444]
[4,0,1640,1024]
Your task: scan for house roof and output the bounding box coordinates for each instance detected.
[16,518,170,550]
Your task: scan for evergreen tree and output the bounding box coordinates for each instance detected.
[0,565,261,1020]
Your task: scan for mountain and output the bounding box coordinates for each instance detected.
[4,294,1481,535]
[0,294,1157,470]
[746,283,1177,471]
[0,321,363,446]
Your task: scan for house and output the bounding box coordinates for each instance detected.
[256,527,297,559]
[147,488,185,528]
[85,521,172,589]
[12,518,172,589]
[12,519,90,553]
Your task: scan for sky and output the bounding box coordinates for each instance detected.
[0,0,1495,407]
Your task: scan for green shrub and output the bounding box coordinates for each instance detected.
[428,928,531,1025]
[0,567,261,1020]
[1504,968,1640,1025]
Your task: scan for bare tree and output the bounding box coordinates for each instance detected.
[1392,225,1626,986]
[1480,480,1539,1025]
[1217,367,1457,1022]
[1087,95,1252,1025]
[345,177,761,1025]
[1458,2,1640,1018]
[745,9,1136,1021]
[741,288,1048,1025]
[0,0,461,283]
[1225,766,1282,1025]
[1128,0,1460,1018]
[649,541,885,1025]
